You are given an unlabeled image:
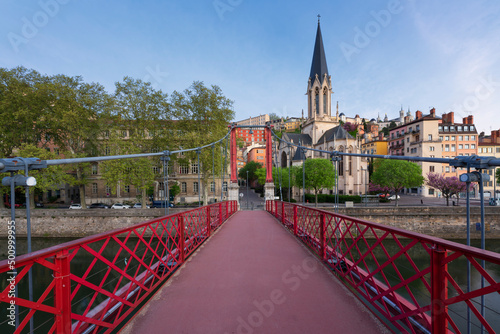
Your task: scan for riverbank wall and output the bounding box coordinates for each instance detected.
[1,206,499,239]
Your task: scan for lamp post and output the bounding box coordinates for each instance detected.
[246,170,249,210]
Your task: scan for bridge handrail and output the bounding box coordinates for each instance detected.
[267,200,500,334]
[0,201,237,333]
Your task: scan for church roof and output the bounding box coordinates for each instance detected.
[283,133,313,146]
[316,125,354,143]
[309,21,329,82]
[292,146,307,161]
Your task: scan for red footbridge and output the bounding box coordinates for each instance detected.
[2,201,500,333]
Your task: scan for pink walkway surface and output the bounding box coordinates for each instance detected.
[122,211,389,334]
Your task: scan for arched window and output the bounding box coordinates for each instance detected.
[315,87,320,115]
[323,87,328,115]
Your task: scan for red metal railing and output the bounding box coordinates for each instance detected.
[267,200,500,333]
[0,201,237,333]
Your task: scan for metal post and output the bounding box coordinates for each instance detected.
[55,250,72,334]
[206,206,211,237]
[478,171,486,334]
[302,147,306,205]
[9,172,18,328]
[219,202,222,225]
[465,165,471,334]
[179,215,185,263]
[246,170,249,210]
[19,158,34,333]
[212,145,215,204]
[431,246,447,334]
[293,205,298,235]
[197,149,201,207]
[281,202,285,225]
[288,143,291,202]
[320,212,326,260]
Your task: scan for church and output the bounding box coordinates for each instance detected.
[278,19,368,196]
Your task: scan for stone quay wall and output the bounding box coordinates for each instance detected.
[1,206,499,239]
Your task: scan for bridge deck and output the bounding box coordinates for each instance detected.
[122,211,388,334]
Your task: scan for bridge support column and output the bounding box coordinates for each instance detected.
[264,182,275,202]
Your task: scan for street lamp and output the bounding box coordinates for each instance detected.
[246,170,249,210]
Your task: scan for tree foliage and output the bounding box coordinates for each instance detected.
[238,161,262,184]
[426,173,473,206]
[371,159,424,206]
[294,159,336,206]
[170,81,234,204]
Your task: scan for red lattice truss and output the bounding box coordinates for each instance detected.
[0,201,237,334]
[267,200,500,334]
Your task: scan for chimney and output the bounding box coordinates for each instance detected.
[430,108,436,118]
[492,130,499,144]
[468,115,474,125]
[462,117,468,124]
[415,110,423,119]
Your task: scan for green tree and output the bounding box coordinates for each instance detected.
[16,144,73,208]
[371,159,424,206]
[102,77,170,207]
[170,81,234,204]
[45,74,114,208]
[238,161,262,185]
[294,159,336,207]
[169,183,180,202]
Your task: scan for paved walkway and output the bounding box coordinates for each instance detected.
[122,211,388,334]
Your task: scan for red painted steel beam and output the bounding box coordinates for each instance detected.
[55,250,72,334]
[265,125,273,183]
[431,247,448,334]
[230,126,237,183]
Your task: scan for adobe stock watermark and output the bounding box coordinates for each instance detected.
[225,257,318,334]
[6,220,17,327]
[339,0,404,63]
[7,0,71,53]
[450,75,499,117]
[213,0,244,20]
[143,65,169,90]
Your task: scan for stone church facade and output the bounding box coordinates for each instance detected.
[278,20,368,196]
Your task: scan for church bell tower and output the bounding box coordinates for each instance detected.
[307,16,332,120]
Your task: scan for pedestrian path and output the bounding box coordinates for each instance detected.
[122,211,388,334]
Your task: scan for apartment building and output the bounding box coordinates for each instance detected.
[236,127,265,145]
[478,129,500,198]
[388,109,442,196]
[235,114,269,126]
[438,112,478,178]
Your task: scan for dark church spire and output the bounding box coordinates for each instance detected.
[309,17,329,82]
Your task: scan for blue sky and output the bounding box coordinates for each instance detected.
[2,0,500,134]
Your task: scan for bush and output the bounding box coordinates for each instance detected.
[304,194,362,204]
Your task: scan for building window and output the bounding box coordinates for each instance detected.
[193,182,199,193]
[191,163,198,174]
[459,144,463,149]
[445,145,449,152]
[430,146,435,151]
[464,135,469,140]
[92,164,98,175]
[153,166,159,174]
[428,134,432,141]
[210,182,216,192]
[105,185,111,194]
[471,144,476,149]
[445,136,449,141]
[445,166,450,172]
[429,188,435,195]
[451,145,456,152]
[181,182,187,193]
[92,183,98,194]
[105,146,111,155]
[439,136,443,141]
[125,185,130,193]
[179,164,189,174]
[222,182,228,192]
[429,166,435,172]
[451,136,456,140]
[471,135,475,140]
[465,144,469,149]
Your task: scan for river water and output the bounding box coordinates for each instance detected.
[1,237,499,333]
